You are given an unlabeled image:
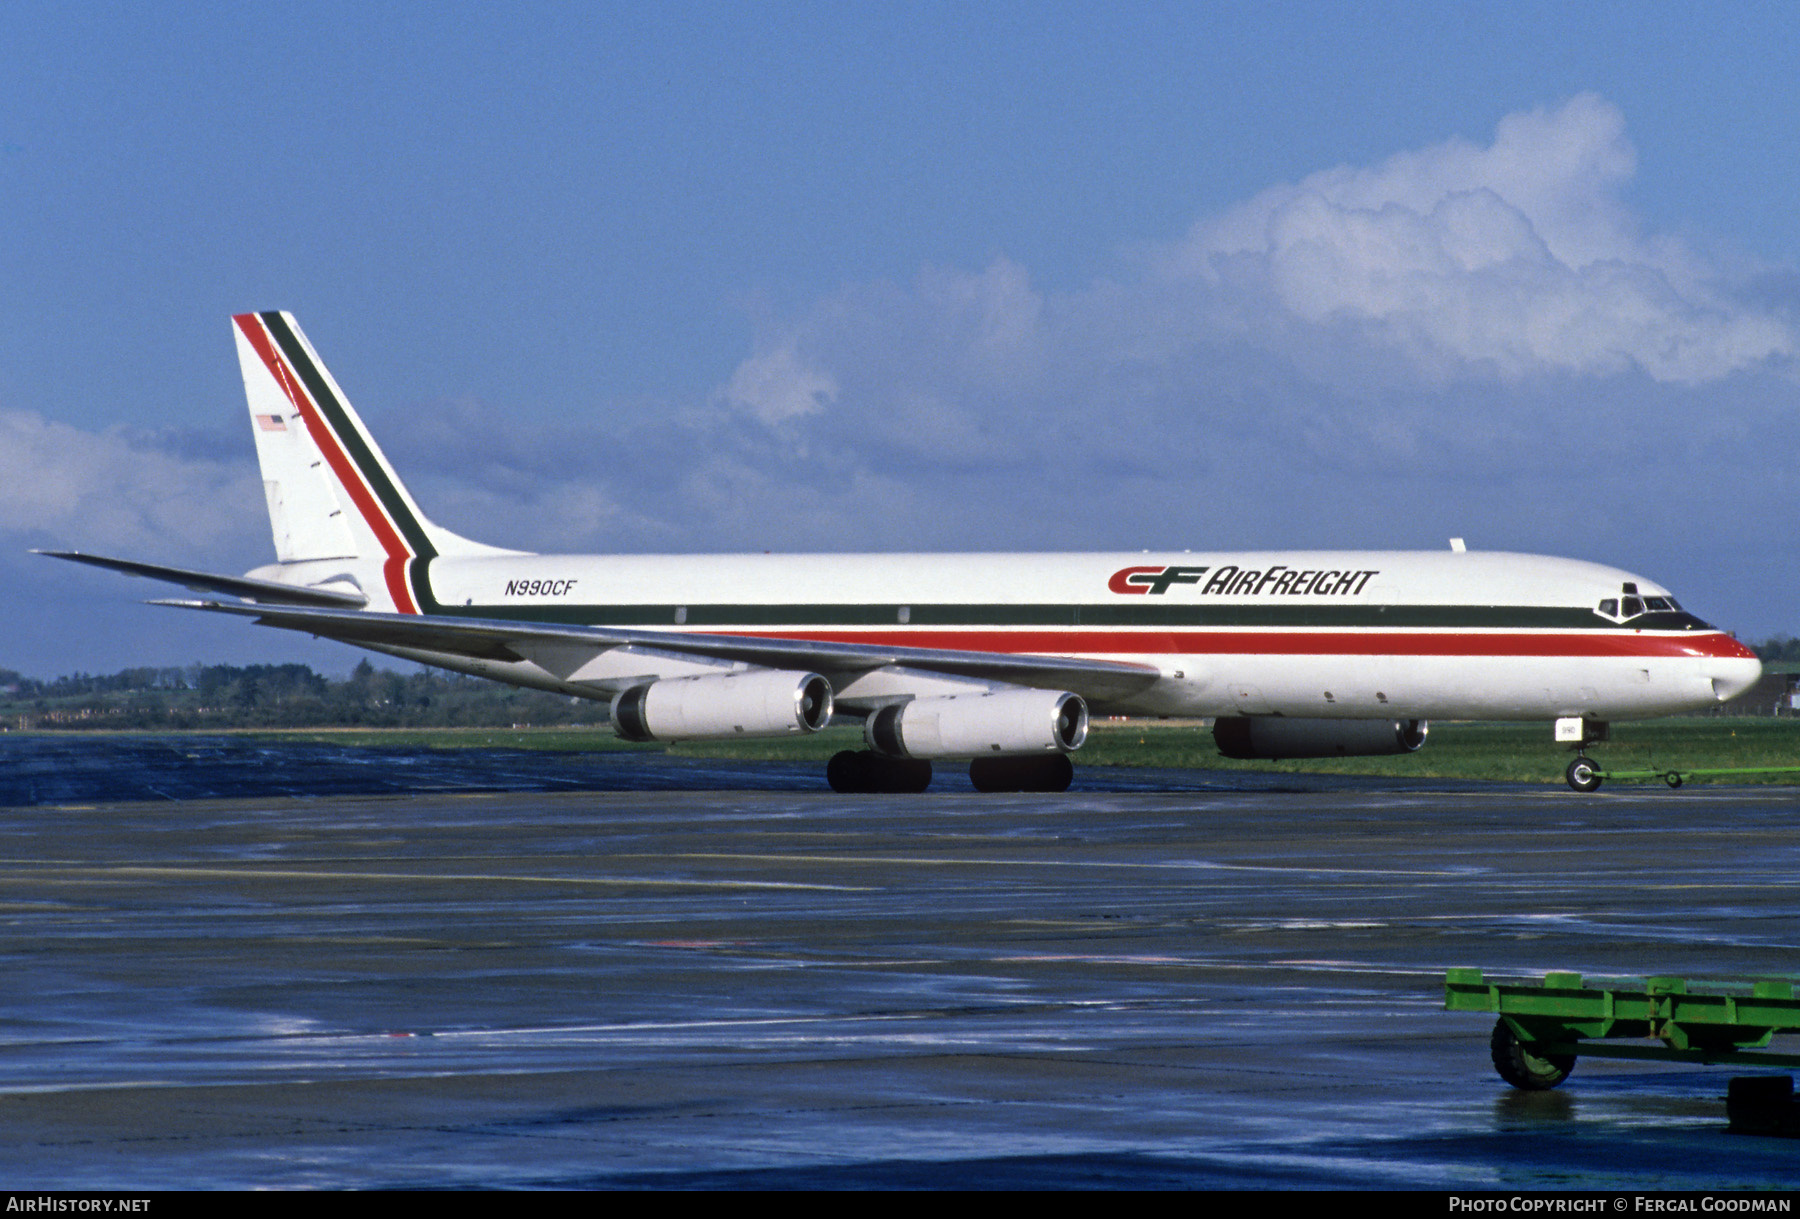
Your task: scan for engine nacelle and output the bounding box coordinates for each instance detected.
[610,670,833,743]
[864,689,1088,759]
[1212,716,1428,760]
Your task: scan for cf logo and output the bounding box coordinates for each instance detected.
[1108,565,1208,595]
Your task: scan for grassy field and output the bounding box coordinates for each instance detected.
[184,717,1800,786]
[1085,719,1800,784]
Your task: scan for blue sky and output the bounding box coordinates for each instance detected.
[5,1,1800,675]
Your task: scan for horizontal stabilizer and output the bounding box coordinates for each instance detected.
[35,551,368,608]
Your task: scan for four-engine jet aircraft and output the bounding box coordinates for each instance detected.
[41,313,1762,792]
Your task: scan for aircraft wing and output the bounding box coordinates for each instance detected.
[149,598,1164,703]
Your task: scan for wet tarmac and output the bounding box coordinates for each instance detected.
[0,733,1434,804]
[3,738,1799,1188]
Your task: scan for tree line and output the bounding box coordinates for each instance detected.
[1749,637,1800,665]
[0,660,598,730]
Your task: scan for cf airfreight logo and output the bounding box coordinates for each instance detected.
[1109,565,1208,595]
[1108,564,1379,596]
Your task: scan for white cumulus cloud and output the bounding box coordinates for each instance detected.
[723,343,838,424]
[1168,93,1794,383]
[0,411,265,561]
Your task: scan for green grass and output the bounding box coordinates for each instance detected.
[1079,719,1800,784]
[25,718,1800,786]
[230,725,660,753]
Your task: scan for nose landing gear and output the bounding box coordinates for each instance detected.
[1557,717,1611,792]
[1565,756,1602,793]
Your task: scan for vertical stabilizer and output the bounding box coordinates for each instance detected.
[232,312,515,613]
[236,322,360,564]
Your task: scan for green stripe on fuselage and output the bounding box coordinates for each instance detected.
[408,599,1710,632]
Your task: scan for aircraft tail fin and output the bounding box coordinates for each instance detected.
[231,311,515,611]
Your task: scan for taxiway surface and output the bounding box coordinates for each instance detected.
[2,751,1798,1188]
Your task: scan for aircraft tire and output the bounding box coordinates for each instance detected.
[1489,1019,1575,1090]
[1032,754,1075,793]
[968,757,1010,793]
[1565,757,1602,793]
[828,751,933,794]
[882,757,933,794]
[969,754,1074,793]
[827,750,875,793]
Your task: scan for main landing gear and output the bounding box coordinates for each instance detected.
[969,754,1074,793]
[825,751,1075,794]
[826,750,932,794]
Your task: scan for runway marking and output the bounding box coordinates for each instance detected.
[995,953,1197,965]
[0,1080,181,1096]
[12,865,871,893]
[653,852,1469,878]
[417,1004,1122,1041]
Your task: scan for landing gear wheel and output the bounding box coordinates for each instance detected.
[827,750,872,793]
[881,757,933,794]
[969,754,1074,793]
[1565,756,1602,793]
[1490,1019,1575,1090]
[827,750,932,794]
[1664,772,1684,789]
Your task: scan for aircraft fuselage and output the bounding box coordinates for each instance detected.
[252,547,1760,723]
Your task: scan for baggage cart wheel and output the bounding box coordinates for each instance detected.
[1490,1019,1575,1090]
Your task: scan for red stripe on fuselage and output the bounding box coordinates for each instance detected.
[710,628,1756,659]
[233,314,418,614]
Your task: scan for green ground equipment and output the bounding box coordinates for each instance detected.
[1445,968,1800,1090]
[1566,756,1800,791]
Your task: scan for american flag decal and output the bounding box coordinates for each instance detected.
[256,413,288,432]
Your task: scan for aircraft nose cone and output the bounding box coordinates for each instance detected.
[1711,656,1763,703]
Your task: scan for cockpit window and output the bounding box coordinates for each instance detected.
[1595,591,1685,622]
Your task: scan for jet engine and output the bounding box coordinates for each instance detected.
[610,670,833,742]
[863,689,1088,759]
[1212,716,1428,759]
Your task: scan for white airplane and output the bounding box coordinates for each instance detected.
[42,312,1762,793]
